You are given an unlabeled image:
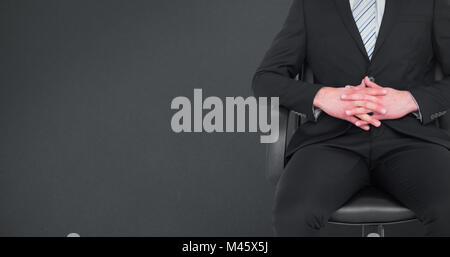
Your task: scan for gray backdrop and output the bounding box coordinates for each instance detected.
[0,0,423,236]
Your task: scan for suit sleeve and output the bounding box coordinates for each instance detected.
[251,0,324,122]
[409,0,450,125]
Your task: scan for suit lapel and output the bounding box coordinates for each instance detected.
[371,0,404,61]
[334,0,370,61]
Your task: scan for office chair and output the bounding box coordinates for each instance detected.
[266,64,447,237]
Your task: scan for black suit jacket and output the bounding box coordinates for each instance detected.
[252,0,450,157]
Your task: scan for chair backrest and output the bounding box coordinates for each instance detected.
[435,64,450,130]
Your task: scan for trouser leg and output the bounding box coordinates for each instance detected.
[373,142,450,236]
[273,145,370,236]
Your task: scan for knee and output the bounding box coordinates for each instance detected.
[421,202,450,236]
[273,206,326,236]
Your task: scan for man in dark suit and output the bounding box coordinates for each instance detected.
[252,0,450,236]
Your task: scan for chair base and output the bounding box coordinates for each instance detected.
[362,225,384,237]
[328,219,417,237]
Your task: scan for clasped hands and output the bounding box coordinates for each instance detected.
[313,77,419,131]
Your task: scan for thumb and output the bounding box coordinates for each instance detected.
[346,80,366,90]
[364,76,383,89]
[357,79,366,89]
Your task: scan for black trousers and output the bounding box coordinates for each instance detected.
[274,123,450,236]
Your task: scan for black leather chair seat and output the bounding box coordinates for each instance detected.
[329,187,417,225]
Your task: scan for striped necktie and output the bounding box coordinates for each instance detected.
[352,0,377,60]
